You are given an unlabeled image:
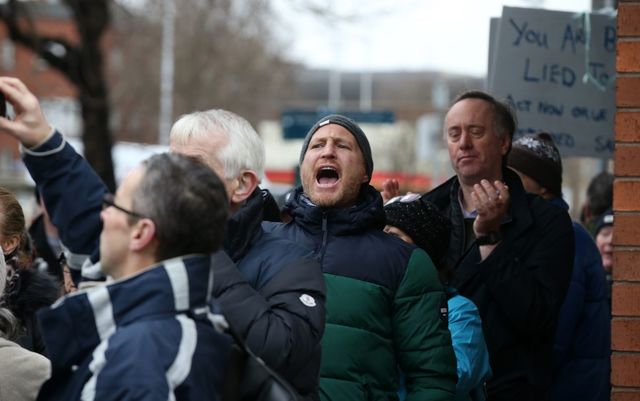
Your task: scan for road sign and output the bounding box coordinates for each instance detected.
[281,109,395,139]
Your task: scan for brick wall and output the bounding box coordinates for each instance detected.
[612,2,640,399]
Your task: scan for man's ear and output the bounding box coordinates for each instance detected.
[230,170,260,204]
[129,219,157,252]
[500,135,511,156]
[539,186,552,200]
[361,174,370,184]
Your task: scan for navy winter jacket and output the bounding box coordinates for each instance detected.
[36,255,231,401]
[550,198,611,401]
[219,188,326,399]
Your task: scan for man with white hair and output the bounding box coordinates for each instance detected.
[169,110,326,399]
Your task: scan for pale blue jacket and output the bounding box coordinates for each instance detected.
[399,291,491,401]
[448,293,492,401]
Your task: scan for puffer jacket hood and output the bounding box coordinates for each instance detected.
[224,188,265,263]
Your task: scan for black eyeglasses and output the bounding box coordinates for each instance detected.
[102,193,147,219]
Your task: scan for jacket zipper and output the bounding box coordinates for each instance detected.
[317,213,329,264]
[364,383,373,401]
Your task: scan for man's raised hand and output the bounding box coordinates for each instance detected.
[0,77,52,148]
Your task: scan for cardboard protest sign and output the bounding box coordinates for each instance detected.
[488,6,616,158]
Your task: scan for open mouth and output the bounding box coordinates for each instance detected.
[316,166,339,186]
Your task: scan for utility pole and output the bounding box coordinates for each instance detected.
[158,0,175,145]
[359,72,372,111]
[329,70,341,111]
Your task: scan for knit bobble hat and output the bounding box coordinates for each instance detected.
[594,208,614,236]
[299,114,373,183]
[507,132,563,197]
[384,197,451,267]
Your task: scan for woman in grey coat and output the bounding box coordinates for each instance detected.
[0,192,51,401]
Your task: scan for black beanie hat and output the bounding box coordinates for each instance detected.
[384,196,451,267]
[594,208,614,236]
[299,114,373,183]
[507,132,563,197]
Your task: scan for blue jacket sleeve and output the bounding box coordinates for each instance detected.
[552,224,596,372]
[22,131,107,278]
[447,294,492,397]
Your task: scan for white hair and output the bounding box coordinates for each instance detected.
[169,109,265,180]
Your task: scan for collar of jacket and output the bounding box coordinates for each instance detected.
[283,184,385,236]
[224,187,265,262]
[37,254,216,371]
[548,196,570,212]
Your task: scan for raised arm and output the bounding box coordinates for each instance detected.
[0,77,106,279]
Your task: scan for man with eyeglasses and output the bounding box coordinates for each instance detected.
[38,149,231,400]
[0,77,325,400]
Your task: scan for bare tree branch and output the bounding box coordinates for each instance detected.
[0,0,116,191]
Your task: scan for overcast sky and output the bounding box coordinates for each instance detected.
[272,0,594,76]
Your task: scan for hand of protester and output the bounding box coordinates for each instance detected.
[0,77,52,148]
[381,179,400,204]
[62,264,77,294]
[471,179,510,237]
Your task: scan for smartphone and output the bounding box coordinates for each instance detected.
[0,92,5,118]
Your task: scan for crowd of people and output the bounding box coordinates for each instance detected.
[0,76,614,401]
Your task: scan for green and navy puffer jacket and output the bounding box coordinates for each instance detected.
[264,186,457,401]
